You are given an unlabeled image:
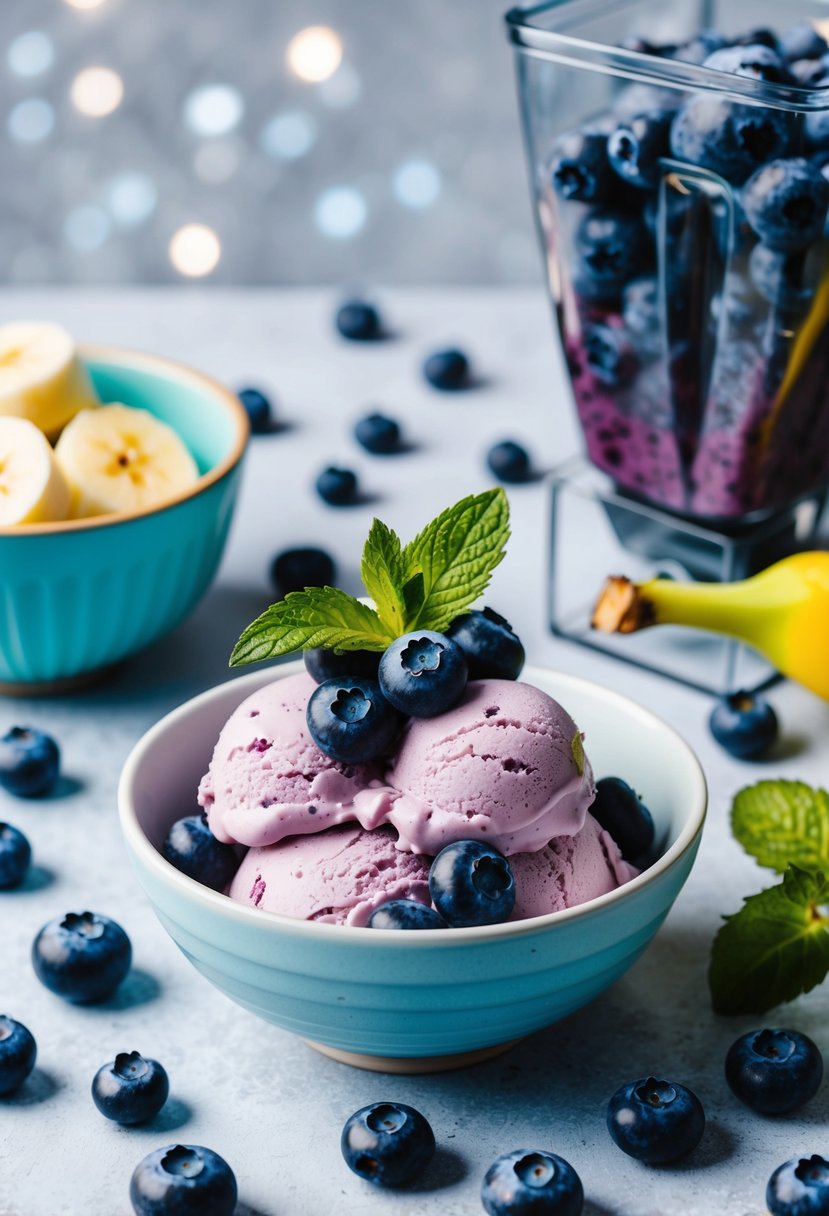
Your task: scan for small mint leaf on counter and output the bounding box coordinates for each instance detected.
[360,518,407,636]
[708,864,829,1016]
[731,780,829,874]
[229,588,394,667]
[402,488,510,633]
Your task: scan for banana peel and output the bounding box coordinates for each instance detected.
[592,552,829,700]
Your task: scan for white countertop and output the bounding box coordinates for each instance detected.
[1,289,827,1216]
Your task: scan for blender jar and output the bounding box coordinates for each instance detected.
[506,1,829,525]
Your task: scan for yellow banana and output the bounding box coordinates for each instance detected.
[591,552,829,700]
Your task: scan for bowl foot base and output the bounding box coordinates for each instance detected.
[303,1037,522,1074]
[0,662,118,698]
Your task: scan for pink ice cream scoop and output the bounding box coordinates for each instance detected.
[373,679,596,856]
[197,672,388,848]
[228,823,432,927]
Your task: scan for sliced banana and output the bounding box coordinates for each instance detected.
[54,403,199,518]
[0,417,71,526]
[0,321,99,439]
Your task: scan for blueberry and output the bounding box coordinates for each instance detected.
[0,726,60,798]
[575,209,653,301]
[733,29,780,52]
[704,44,795,85]
[549,126,615,204]
[0,1015,36,1095]
[613,84,682,119]
[608,110,672,189]
[670,29,728,65]
[791,57,829,85]
[32,911,131,1004]
[92,1051,170,1125]
[780,23,828,62]
[767,1155,829,1216]
[368,901,447,930]
[481,1149,584,1216]
[130,1144,237,1216]
[446,607,525,681]
[429,840,515,928]
[486,440,531,484]
[306,678,401,763]
[162,815,239,892]
[422,347,470,390]
[0,822,31,889]
[304,647,381,685]
[670,96,793,185]
[378,631,468,718]
[335,299,382,342]
[623,276,661,347]
[709,690,779,759]
[725,1028,823,1114]
[750,244,819,312]
[270,546,336,598]
[607,1076,705,1164]
[742,159,829,252]
[806,106,829,151]
[341,1102,435,1187]
[583,324,639,387]
[315,466,358,506]
[591,777,655,863]
[236,387,272,434]
[354,412,401,454]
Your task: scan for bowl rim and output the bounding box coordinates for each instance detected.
[0,342,249,539]
[118,662,708,949]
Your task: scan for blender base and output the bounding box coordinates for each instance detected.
[550,456,828,696]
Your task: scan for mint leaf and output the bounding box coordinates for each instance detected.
[401,572,425,623]
[360,518,407,635]
[732,780,829,874]
[229,587,394,667]
[402,488,510,632]
[708,864,829,1015]
[571,731,585,776]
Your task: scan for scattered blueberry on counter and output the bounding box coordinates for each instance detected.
[0,1015,37,1095]
[162,815,239,893]
[725,1028,823,1115]
[315,465,359,506]
[379,631,468,717]
[422,347,470,390]
[0,822,31,889]
[31,911,132,1003]
[446,607,525,681]
[368,901,447,930]
[429,840,516,928]
[767,1154,829,1216]
[335,299,382,342]
[482,1149,584,1216]
[354,412,402,454]
[341,1102,436,1187]
[270,546,336,598]
[709,690,779,759]
[236,387,273,435]
[0,726,60,798]
[591,777,655,864]
[486,440,531,484]
[92,1051,170,1125]
[306,677,402,763]
[606,1077,705,1164]
[130,1144,237,1216]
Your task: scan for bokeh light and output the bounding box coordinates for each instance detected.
[314,187,367,239]
[70,67,123,117]
[7,32,55,78]
[63,0,109,8]
[260,111,317,160]
[7,99,54,143]
[317,62,362,109]
[169,224,222,277]
[393,159,441,209]
[106,173,157,226]
[286,26,343,83]
[65,205,111,252]
[183,84,244,138]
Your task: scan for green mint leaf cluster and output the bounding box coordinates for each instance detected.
[230,488,510,667]
[708,780,829,1015]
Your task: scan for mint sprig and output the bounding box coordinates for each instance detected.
[708,865,829,1015]
[731,779,829,874]
[229,488,510,667]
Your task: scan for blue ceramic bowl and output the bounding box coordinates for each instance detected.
[119,663,707,1072]
[0,345,248,692]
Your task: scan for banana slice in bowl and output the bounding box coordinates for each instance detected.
[0,417,71,526]
[54,402,200,518]
[0,321,99,438]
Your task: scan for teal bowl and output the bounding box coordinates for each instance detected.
[0,345,248,692]
[118,663,707,1073]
